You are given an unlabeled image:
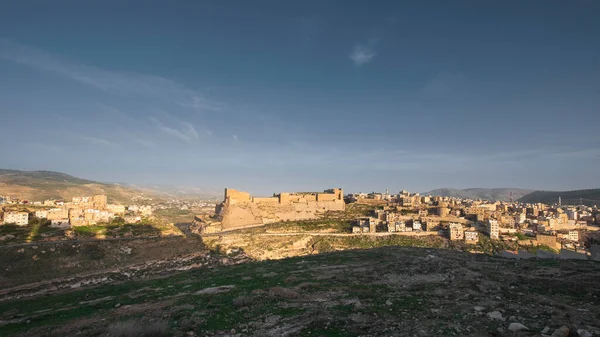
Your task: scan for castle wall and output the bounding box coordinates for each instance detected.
[216,188,345,230]
[224,188,251,204]
[252,197,279,204]
[317,193,337,202]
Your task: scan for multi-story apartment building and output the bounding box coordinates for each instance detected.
[464,230,479,243]
[487,220,499,240]
[448,223,464,241]
[3,211,29,226]
[35,210,48,219]
[568,230,579,242]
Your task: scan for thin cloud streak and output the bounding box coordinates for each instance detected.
[0,38,222,112]
[149,117,199,143]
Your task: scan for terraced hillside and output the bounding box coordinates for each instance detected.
[1,246,598,337]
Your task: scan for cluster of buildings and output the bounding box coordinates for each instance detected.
[350,190,600,249]
[0,195,153,228]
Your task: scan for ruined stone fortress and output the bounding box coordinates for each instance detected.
[215,188,345,230]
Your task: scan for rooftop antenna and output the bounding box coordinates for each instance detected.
[559,196,562,207]
[509,191,513,203]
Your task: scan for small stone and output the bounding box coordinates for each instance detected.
[509,315,516,321]
[386,299,393,306]
[114,303,121,308]
[577,329,592,337]
[542,327,551,334]
[487,311,505,321]
[474,306,485,312]
[508,323,529,332]
[551,326,570,337]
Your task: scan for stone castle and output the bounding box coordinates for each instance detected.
[215,188,345,229]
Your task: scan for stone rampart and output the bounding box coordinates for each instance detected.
[216,188,345,229]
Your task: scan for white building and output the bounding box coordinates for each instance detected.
[487,220,499,240]
[412,220,422,231]
[3,211,29,226]
[568,230,579,242]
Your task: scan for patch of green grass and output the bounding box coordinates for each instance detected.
[72,225,107,237]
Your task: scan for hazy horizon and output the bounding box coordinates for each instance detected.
[1,1,599,195]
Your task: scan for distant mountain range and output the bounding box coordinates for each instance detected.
[422,188,534,201]
[518,189,600,206]
[423,187,600,206]
[0,169,220,203]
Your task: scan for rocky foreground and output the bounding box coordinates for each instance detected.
[1,246,599,337]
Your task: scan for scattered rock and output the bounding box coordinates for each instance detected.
[284,276,298,284]
[232,295,254,307]
[194,285,236,295]
[268,287,300,299]
[577,329,592,337]
[474,306,485,312]
[295,282,319,290]
[487,311,505,321]
[114,303,121,308]
[262,272,278,278]
[508,323,529,332]
[542,326,551,334]
[551,326,570,337]
[385,299,393,306]
[251,289,267,296]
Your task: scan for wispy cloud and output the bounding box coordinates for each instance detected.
[232,134,239,141]
[150,116,199,143]
[349,44,377,66]
[81,136,120,148]
[0,38,222,113]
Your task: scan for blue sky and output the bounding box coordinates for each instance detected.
[1,1,599,195]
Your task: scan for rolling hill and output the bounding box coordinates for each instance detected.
[518,188,600,206]
[0,169,145,203]
[422,188,534,201]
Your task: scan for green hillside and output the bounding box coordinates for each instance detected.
[518,189,600,206]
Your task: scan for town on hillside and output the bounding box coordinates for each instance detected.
[193,187,600,258]
[344,190,599,255]
[0,194,216,237]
